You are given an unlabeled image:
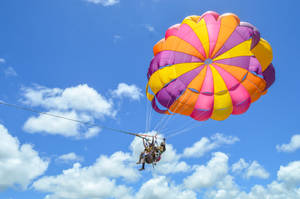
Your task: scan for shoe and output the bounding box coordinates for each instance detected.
[139,168,145,171]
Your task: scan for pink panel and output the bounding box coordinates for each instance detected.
[165,23,206,60]
[202,14,221,57]
[190,66,214,121]
[213,64,251,115]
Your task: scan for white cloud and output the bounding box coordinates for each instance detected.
[30,132,300,199]
[136,176,196,199]
[33,151,139,199]
[21,84,116,138]
[154,144,190,174]
[232,158,249,173]
[246,161,270,179]
[183,133,239,158]
[0,59,17,77]
[278,161,300,187]
[199,160,300,199]
[85,0,120,6]
[21,84,115,118]
[276,134,300,152]
[184,152,229,190]
[204,175,243,199]
[21,83,142,138]
[232,158,269,179]
[113,34,121,43]
[23,110,101,139]
[144,24,155,32]
[0,124,48,191]
[4,66,17,77]
[57,152,84,163]
[111,83,143,101]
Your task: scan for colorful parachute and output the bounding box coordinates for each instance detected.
[146,11,275,121]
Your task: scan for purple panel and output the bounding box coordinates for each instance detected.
[190,108,213,121]
[148,51,202,79]
[214,25,253,58]
[151,98,168,114]
[214,56,262,75]
[249,57,262,75]
[262,63,275,90]
[156,66,203,108]
[240,22,260,49]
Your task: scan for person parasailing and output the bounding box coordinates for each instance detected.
[136,136,166,171]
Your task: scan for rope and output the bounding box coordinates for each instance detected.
[0,100,146,139]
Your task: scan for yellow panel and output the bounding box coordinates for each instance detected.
[146,83,154,101]
[147,62,202,95]
[183,15,201,23]
[251,38,273,72]
[213,39,253,61]
[182,18,210,58]
[210,65,233,120]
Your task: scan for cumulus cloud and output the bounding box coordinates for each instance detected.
[232,158,249,173]
[85,0,120,6]
[23,110,101,139]
[184,152,229,190]
[0,59,17,77]
[113,34,122,43]
[30,132,300,199]
[111,83,143,101]
[144,24,155,32]
[276,134,300,152]
[4,66,17,77]
[21,83,143,138]
[277,161,300,187]
[204,175,242,199]
[246,161,270,179]
[33,131,194,199]
[57,152,84,163]
[232,158,269,179]
[0,124,48,190]
[21,84,116,138]
[182,133,239,158]
[136,176,196,199]
[33,151,139,199]
[21,84,115,118]
[207,160,300,199]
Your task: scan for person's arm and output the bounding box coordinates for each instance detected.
[162,138,166,152]
[143,138,146,148]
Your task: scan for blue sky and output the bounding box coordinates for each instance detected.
[0,0,300,199]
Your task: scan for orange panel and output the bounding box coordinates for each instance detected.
[168,67,207,115]
[169,90,199,115]
[188,66,207,92]
[153,36,205,60]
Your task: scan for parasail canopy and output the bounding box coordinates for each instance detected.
[146,11,275,121]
